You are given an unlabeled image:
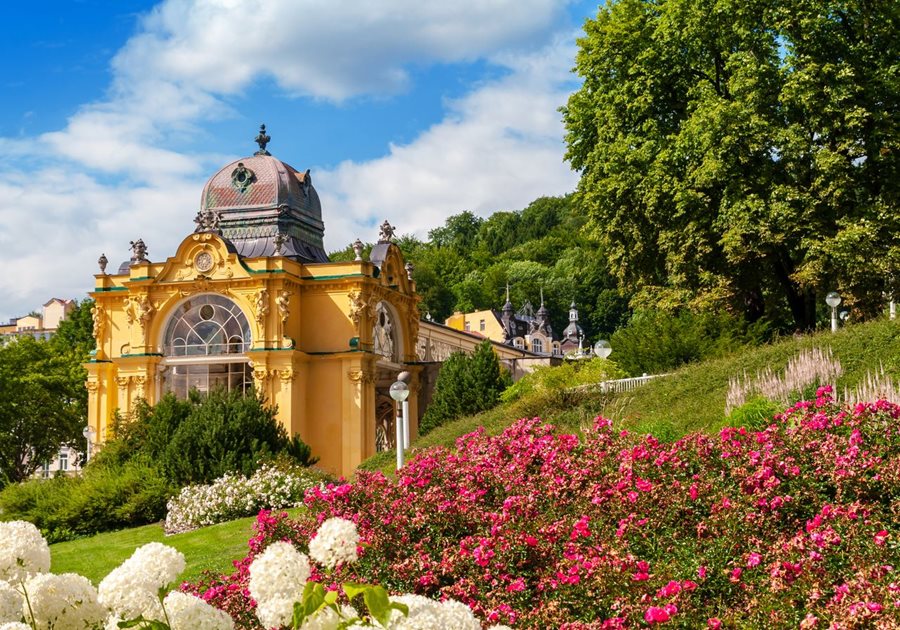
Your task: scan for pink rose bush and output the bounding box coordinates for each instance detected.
[190,389,900,627]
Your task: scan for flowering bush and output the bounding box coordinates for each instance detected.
[191,388,900,627]
[164,464,329,534]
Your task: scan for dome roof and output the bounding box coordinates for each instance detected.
[200,154,322,221]
[193,126,328,263]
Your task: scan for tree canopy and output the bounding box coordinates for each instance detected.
[563,0,899,330]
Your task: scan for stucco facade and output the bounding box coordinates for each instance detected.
[84,138,421,477]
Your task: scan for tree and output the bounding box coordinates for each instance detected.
[0,337,84,483]
[420,340,509,435]
[563,0,899,330]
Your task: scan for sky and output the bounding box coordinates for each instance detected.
[0,0,595,322]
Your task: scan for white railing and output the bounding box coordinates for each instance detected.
[572,373,668,394]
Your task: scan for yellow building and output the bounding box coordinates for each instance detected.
[85,129,422,477]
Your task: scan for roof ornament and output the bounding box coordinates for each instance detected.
[352,238,364,261]
[254,124,271,156]
[129,239,148,264]
[98,253,108,274]
[274,231,287,256]
[405,261,414,280]
[378,220,396,243]
[193,208,222,233]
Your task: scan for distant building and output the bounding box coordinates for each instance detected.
[445,290,587,357]
[2,298,75,341]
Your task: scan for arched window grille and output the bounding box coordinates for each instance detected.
[161,295,253,398]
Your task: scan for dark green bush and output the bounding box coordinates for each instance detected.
[0,458,171,543]
[420,340,510,436]
[610,309,769,376]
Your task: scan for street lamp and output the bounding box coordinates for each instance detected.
[825,291,842,333]
[82,425,95,466]
[389,378,410,470]
[594,339,612,359]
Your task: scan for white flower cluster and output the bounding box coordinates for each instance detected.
[382,594,481,630]
[308,517,360,569]
[0,582,23,623]
[98,542,186,621]
[22,572,107,630]
[249,541,312,629]
[0,623,31,630]
[0,521,50,583]
[165,465,324,534]
[162,591,235,630]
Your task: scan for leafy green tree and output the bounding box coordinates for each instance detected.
[420,340,510,435]
[0,337,84,483]
[563,0,899,330]
[50,299,94,357]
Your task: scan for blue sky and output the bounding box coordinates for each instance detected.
[0,0,595,322]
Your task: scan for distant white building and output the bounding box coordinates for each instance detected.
[1,298,75,341]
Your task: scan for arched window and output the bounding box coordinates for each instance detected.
[161,295,253,398]
[531,338,544,354]
[513,337,524,349]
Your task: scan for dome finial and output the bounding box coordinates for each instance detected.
[254,123,271,156]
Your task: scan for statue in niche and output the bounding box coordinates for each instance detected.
[255,289,270,325]
[372,301,395,361]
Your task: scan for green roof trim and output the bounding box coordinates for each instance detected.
[93,287,128,292]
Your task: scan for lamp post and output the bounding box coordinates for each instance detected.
[593,339,612,360]
[389,379,410,470]
[82,425,95,466]
[826,292,842,333]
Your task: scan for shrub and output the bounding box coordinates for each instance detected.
[500,356,625,403]
[610,309,767,376]
[122,389,317,486]
[190,389,900,628]
[164,463,332,535]
[0,458,171,543]
[420,340,510,435]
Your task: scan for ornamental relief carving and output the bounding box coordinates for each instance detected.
[116,376,131,391]
[254,289,270,325]
[133,376,148,398]
[123,295,154,330]
[85,381,99,394]
[90,304,106,347]
[276,290,292,324]
[278,368,295,383]
[347,369,376,384]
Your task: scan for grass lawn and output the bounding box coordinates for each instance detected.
[50,508,302,585]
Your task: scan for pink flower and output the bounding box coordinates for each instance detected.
[507,578,525,592]
[875,530,889,546]
[644,606,671,624]
[708,619,722,629]
[698,566,707,580]
[747,553,761,568]
[689,484,699,501]
[729,567,743,583]
[657,580,681,598]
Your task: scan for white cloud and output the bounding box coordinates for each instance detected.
[0,0,581,321]
[317,35,580,248]
[116,0,570,100]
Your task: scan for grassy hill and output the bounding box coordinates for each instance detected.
[361,317,900,473]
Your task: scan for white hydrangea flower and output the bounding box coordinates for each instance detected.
[0,623,32,630]
[385,595,481,630]
[308,517,360,569]
[0,521,50,583]
[248,541,310,628]
[126,542,186,587]
[104,615,123,630]
[435,600,481,630]
[0,581,23,623]
[22,572,107,630]
[162,591,234,630]
[255,597,295,630]
[98,543,185,621]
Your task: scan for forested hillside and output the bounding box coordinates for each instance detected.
[331,195,631,340]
